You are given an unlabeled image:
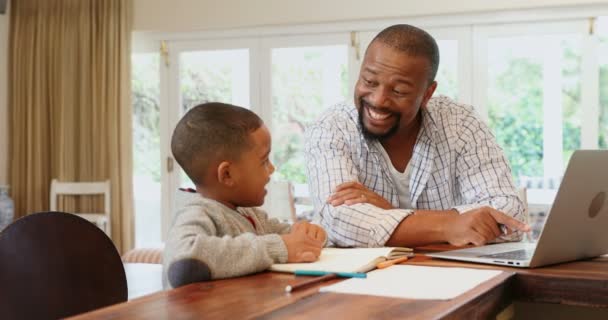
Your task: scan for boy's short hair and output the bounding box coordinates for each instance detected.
[171,102,263,186]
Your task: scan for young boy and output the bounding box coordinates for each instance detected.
[163,102,326,289]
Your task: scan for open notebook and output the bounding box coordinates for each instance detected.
[270,247,413,274]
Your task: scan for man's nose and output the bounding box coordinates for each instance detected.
[368,87,390,107]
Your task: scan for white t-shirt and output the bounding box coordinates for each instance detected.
[378,145,413,209]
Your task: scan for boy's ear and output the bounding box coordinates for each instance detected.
[217,161,235,186]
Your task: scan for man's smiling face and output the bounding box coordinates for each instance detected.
[354,41,436,140]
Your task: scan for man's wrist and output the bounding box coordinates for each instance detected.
[411,209,458,241]
[437,213,457,241]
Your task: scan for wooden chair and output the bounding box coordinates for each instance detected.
[0,211,127,319]
[260,180,297,223]
[50,179,111,236]
[122,247,163,264]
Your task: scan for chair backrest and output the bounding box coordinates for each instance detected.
[50,179,111,236]
[0,211,127,319]
[122,247,163,264]
[260,181,297,223]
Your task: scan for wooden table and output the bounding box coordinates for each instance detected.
[69,249,608,319]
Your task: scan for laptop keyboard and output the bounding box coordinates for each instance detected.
[480,249,534,261]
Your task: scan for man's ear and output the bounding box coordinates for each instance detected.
[217,161,235,187]
[421,81,437,108]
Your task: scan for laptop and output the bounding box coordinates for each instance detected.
[427,150,608,268]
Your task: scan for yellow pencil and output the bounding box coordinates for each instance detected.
[376,256,409,269]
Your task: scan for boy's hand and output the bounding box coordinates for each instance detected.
[281,221,324,263]
[305,222,327,244]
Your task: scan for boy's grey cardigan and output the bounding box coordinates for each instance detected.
[162,190,290,289]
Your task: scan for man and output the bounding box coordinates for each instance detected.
[305,24,530,248]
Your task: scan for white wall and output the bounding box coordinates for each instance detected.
[0,7,8,186]
[133,0,608,32]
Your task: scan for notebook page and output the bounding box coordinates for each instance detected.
[319,265,502,300]
[270,247,399,273]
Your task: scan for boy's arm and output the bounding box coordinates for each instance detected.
[251,207,328,245]
[163,210,287,289]
[250,207,292,235]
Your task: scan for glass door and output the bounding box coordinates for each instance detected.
[162,39,259,238]
[473,21,588,194]
[260,34,352,219]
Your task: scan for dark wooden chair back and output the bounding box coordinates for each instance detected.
[0,211,127,319]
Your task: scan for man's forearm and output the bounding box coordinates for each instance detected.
[385,209,459,247]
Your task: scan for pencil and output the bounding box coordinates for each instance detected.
[285,273,337,293]
[376,256,409,269]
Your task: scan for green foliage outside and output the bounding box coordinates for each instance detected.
[488,40,582,186]
[434,62,458,100]
[270,49,349,183]
[180,63,232,112]
[600,35,608,148]
[601,64,608,148]
[132,54,161,182]
[131,39,608,188]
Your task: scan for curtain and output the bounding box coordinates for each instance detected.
[8,0,134,253]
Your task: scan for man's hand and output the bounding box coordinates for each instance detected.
[327,181,394,209]
[442,206,531,246]
[281,221,325,263]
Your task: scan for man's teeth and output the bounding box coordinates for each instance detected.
[368,107,391,120]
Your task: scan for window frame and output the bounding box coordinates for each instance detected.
[472,20,598,204]
[130,6,608,242]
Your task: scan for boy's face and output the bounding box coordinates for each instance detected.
[231,124,275,207]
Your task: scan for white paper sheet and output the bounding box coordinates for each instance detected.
[319,265,502,300]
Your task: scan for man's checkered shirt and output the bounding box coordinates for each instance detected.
[304,95,524,247]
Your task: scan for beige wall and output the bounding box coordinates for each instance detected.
[133,0,608,32]
[0,9,8,186]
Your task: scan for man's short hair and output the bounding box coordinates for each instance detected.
[371,24,440,83]
[171,102,263,186]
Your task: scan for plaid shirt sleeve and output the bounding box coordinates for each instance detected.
[449,102,525,241]
[304,106,412,248]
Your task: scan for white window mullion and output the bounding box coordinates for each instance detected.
[250,39,265,119]
[472,25,489,122]
[542,39,564,179]
[458,26,474,106]
[160,40,178,241]
[581,31,600,149]
[232,57,250,108]
[348,31,364,102]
